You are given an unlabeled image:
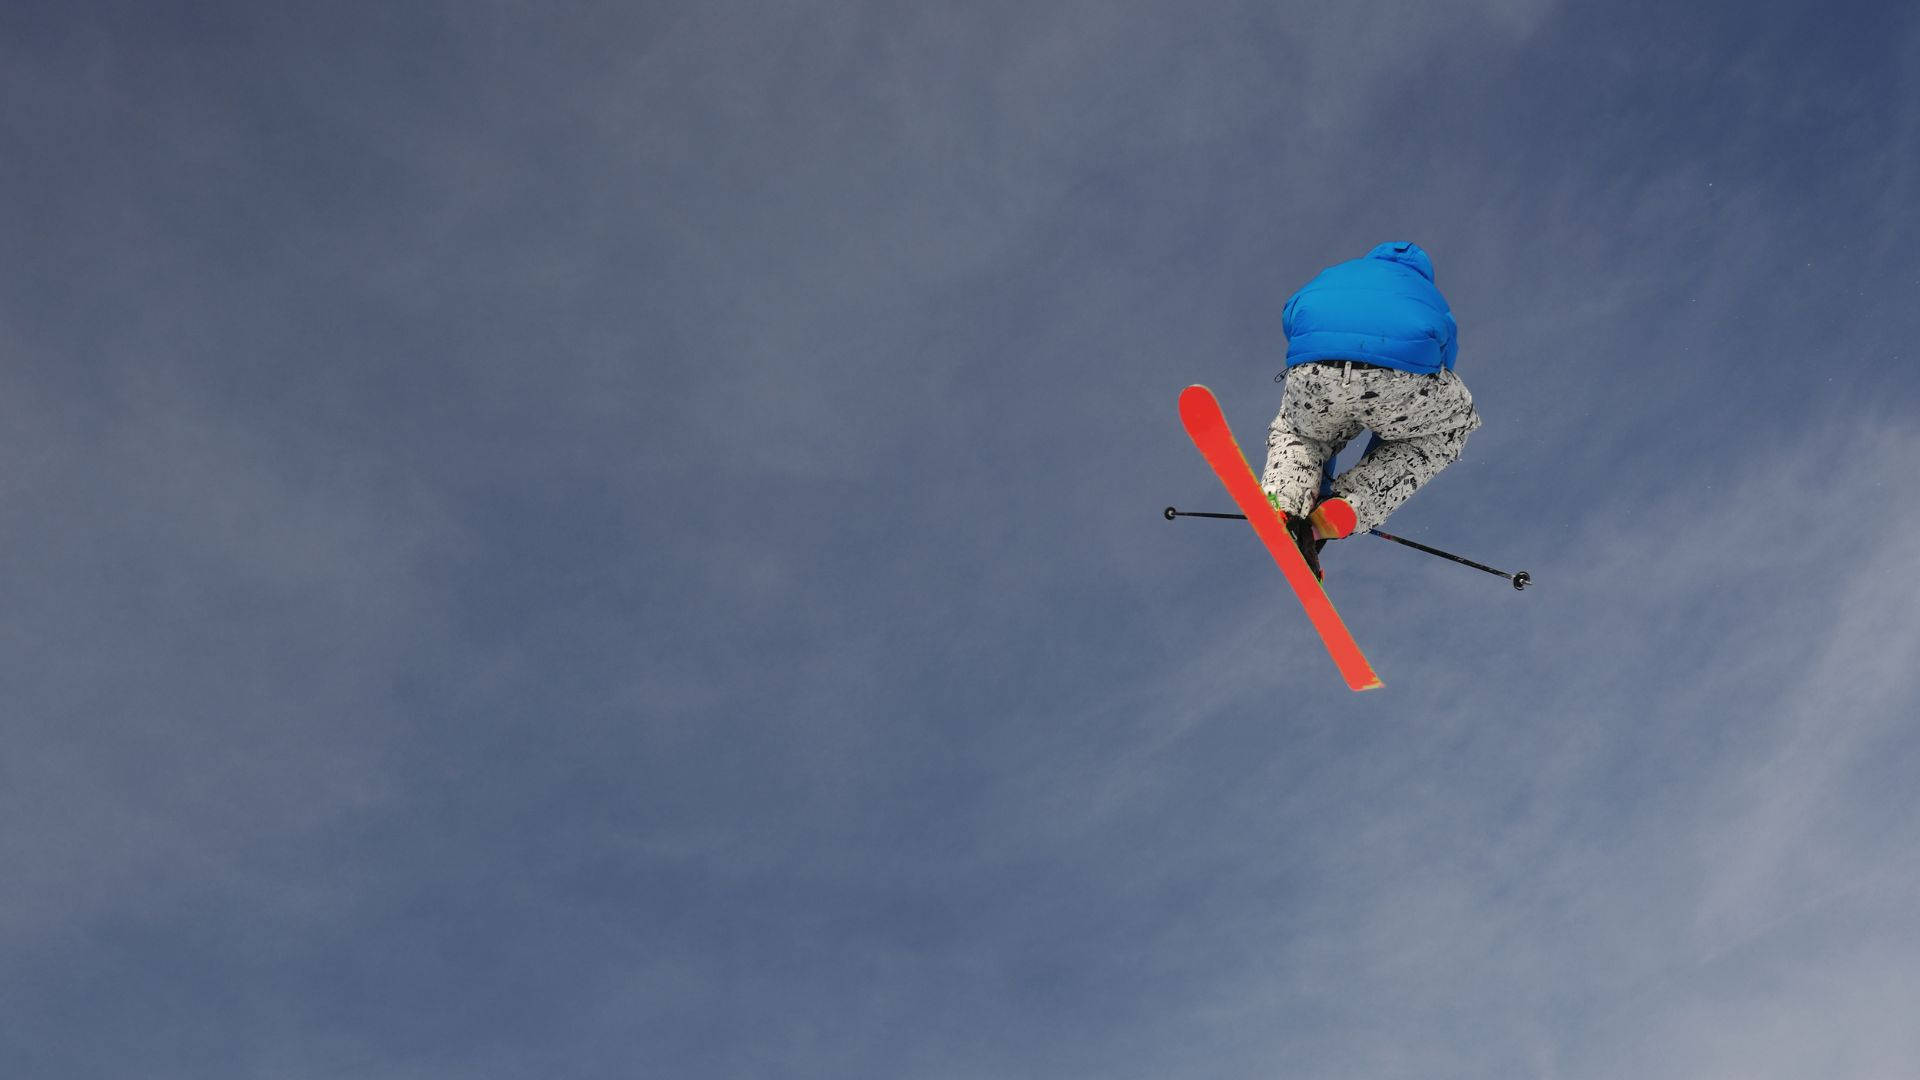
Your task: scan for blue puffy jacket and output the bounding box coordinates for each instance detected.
[1282,242,1458,374]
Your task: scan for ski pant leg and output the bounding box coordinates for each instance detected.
[1262,363,1363,518]
[1329,368,1481,532]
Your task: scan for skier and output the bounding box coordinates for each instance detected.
[1261,242,1481,578]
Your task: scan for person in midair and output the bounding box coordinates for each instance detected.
[1261,242,1481,578]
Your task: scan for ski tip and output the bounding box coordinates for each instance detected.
[1177,384,1219,425]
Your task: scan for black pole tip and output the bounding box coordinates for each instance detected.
[1512,571,1531,591]
[1163,506,1177,520]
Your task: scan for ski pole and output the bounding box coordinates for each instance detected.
[1163,506,1532,590]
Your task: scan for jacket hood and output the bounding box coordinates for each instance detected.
[1366,241,1435,283]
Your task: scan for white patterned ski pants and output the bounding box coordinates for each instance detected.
[1261,362,1481,533]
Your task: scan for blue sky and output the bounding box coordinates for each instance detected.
[4,2,1919,1077]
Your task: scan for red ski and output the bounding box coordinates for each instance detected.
[1178,384,1383,692]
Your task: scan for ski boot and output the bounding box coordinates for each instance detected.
[1286,514,1326,581]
